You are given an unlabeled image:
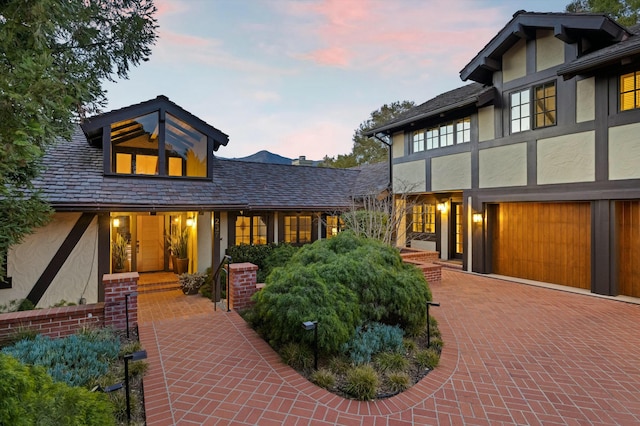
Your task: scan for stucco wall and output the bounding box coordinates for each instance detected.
[393,160,426,193]
[478,105,495,142]
[503,38,526,83]
[6,213,98,308]
[392,132,404,158]
[197,212,212,273]
[431,152,471,191]
[479,143,527,188]
[537,131,595,185]
[576,77,595,123]
[536,29,564,71]
[609,122,640,180]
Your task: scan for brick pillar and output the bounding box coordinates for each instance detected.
[103,272,139,330]
[228,263,259,311]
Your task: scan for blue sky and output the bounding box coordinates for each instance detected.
[103,0,569,160]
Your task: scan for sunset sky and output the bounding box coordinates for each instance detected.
[103,0,570,161]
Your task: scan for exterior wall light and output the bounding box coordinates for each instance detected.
[186,217,194,227]
[113,218,120,228]
[437,203,447,212]
[473,213,483,223]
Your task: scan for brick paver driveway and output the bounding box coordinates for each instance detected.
[138,269,640,425]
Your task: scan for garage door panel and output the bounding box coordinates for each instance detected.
[618,201,640,297]
[493,202,591,289]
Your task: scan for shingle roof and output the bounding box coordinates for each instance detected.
[33,127,385,212]
[365,83,493,135]
[350,162,390,196]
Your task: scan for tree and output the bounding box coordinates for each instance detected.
[566,0,640,26]
[0,0,158,278]
[323,101,415,168]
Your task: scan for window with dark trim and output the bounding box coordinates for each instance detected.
[411,204,436,233]
[620,71,640,111]
[284,215,312,244]
[413,116,472,152]
[510,81,556,133]
[1,250,11,289]
[235,215,267,245]
[326,216,344,239]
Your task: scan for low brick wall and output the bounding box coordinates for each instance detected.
[400,248,440,264]
[401,249,442,285]
[0,272,139,345]
[228,263,260,311]
[0,303,104,344]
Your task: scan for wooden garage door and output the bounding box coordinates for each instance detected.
[493,202,590,289]
[617,201,640,297]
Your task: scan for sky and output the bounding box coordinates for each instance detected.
[103,0,570,161]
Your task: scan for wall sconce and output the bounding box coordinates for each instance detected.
[186,217,194,227]
[437,203,447,212]
[473,213,483,223]
[112,218,120,228]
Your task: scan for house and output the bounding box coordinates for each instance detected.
[367,11,640,298]
[3,96,387,308]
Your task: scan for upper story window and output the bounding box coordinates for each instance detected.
[413,116,472,153]
[510,81,556,133]
[411,204,435,233]
[235,215,267,245]
[111,112,208,178]
[620,71,640,111]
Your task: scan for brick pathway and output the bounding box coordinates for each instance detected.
[138,270,640,425]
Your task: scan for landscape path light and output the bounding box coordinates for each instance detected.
[426,301,440,348]
[302,320,318,370]
[124,350,147,421]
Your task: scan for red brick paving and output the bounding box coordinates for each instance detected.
[138,270,640,425]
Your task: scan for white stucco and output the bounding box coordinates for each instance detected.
[392,132,404,158]
[478,106,495,142]
[479,143,527,188]
[197,212,213,273]
[431,152,471,191]
[536,29,564,71]
[503,38,526,83]
[393,160,426,193]
[537,131,595,184]
[576,77,595,123]
[609,122,640,180]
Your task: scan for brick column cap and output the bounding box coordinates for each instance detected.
[229,263,258,272]
[103,272,140,284]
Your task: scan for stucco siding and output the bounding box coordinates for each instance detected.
[536,29,564,71]
[537,131,595,184]
[392,132,404,158]
[479,143,527,188]
[431,152,471,191]
[7,213,98,308]
[576,77,595,123]
[609,123,640,180]
[503,38,526,83]
[393,160,426,193]
[478,106,495,142]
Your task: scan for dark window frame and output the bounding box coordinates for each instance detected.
[510,80,557,134]
[412,115,473,153]
[1,250,12,289]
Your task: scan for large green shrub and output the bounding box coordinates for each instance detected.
[0,353,115,426]
[226,242,299,282]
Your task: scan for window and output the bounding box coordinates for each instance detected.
[413,130,425,152]
[426,128,439,150]
[439,123,454,147]
[284,215,312,244]
[235,215,267,245]
[1,250,11,289]
[411,204,436,233]
[620,71,640,111]
[326,216,344,239]
[511,81,556,133]
[110,111,208,177]
[456,118,471,143]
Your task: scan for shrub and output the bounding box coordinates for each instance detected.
[310,368,336,389]
[429,337,444,351]
[328,355,350,375]
[344,364,379,400]
[374,352,409,373]
[0,353,115,425]
[1,330,120,387]
[226,242,299,282]
[386,372,410,393]
[415,348,440,370]
[279,342,313,371]
[403,338,417,354]
[342,322,404,365]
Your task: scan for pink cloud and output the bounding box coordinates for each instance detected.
[304,46,350,67]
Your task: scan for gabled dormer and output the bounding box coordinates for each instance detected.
[81,96,229,179]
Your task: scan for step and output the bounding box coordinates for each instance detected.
[138,281,180,294]
[433,260,463,271]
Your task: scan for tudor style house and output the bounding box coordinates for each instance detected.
[368,11,640,298]
[3,96,385,308]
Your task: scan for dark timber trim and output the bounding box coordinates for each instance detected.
[591,200,612,295]
[27,213,96,306]
[97,214,110,302]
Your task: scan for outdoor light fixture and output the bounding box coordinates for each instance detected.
[473,213,483,223]
[113,218,120,228]
[186,217,194,227]
[426,301,440,348]
[124,292,138,339]
[124,350,147,421]
[91,383,123,393]
[302,320,319,370]
[437,203,447,212]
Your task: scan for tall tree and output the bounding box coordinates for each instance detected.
[0,0,158,278]
[566,0,640,26]
[323,101,415,168]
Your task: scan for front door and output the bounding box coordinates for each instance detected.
[137,215,165,272]
[450,202,463,260]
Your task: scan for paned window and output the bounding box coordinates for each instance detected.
[413,131,425,152]
[456,118,471,143]
[235,215,267,245]
[439,123,454,147]
[510,89,531,133]
[284,215,312,244]
[411,204,436,233]
[620,71,640,111]
[326,216,343,239]
[511,81,556,133]
[534,82,556,128]
[426,128,439,150]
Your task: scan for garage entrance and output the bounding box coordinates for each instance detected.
[617,201,640,297]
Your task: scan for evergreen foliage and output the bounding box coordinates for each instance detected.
[342,323,404,365]
[226,242,299,282]
[566,0,640,26]
[344,365,379,400]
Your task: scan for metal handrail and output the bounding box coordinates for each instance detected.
[212,255,231,311]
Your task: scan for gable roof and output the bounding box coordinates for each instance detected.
[32,127,383,212]
[365,83,494,136]
[81,95,229,151]
[460,11,629,84]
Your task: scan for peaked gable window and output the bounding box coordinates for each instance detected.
[110,111,208,177]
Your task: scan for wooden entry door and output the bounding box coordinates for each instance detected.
[137,215,165,272]
[450,202,463,259]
